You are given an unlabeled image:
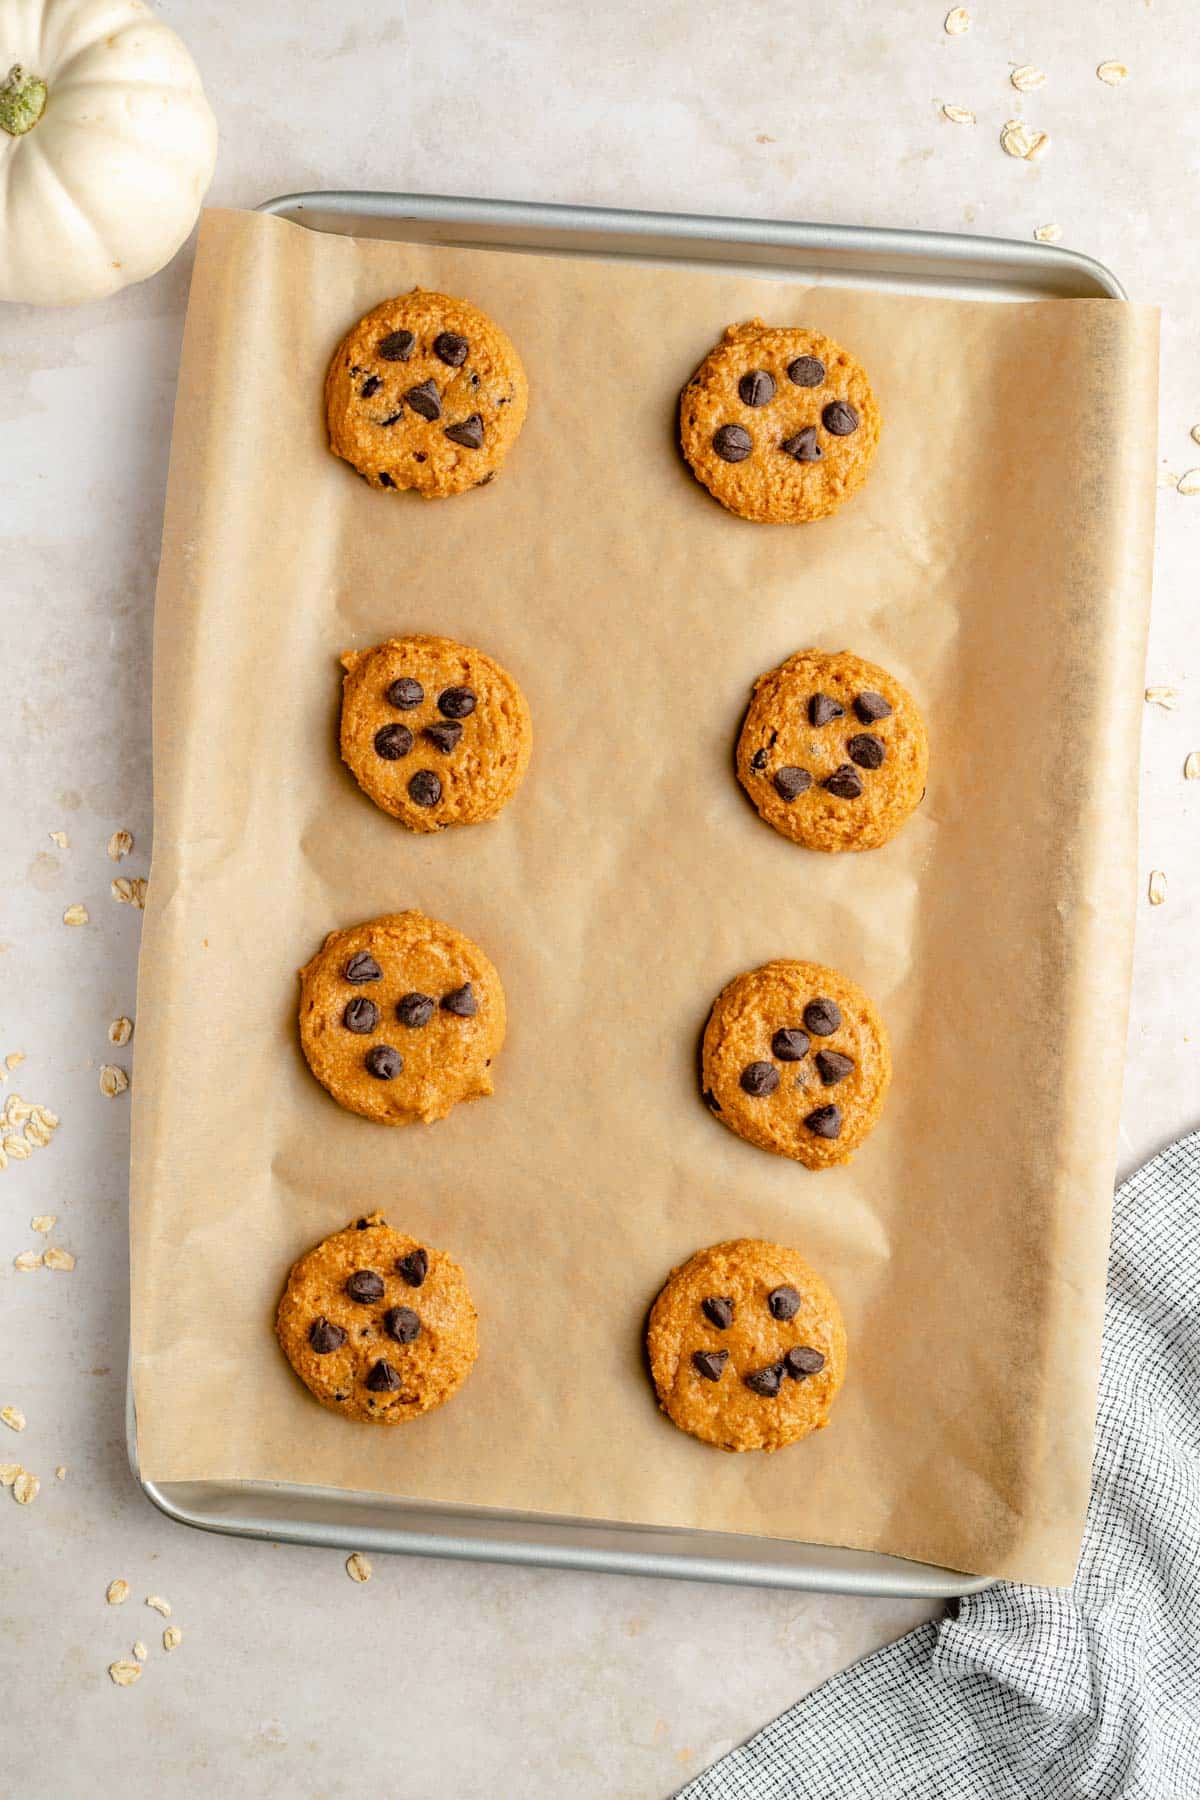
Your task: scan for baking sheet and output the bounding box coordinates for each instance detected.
[131,206,1157,1583]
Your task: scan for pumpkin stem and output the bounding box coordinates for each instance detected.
[0,64,47,136]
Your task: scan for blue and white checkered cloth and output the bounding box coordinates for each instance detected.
[678,1130,1200,1800]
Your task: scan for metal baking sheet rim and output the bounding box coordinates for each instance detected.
[128,192,1123,1597]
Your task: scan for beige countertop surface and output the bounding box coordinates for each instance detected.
[2,2,1196,1794]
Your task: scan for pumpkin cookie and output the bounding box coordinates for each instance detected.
[276,1214,478,1423]
[647,1238,847,1453]
[339,633,532,832]
[737,649,928,852]
[702,959,890,1168]
[679,321,880,523]
[325,289,528,498]
[298,911,505,1126]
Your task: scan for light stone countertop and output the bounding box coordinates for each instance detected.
[3,3,1196,1794]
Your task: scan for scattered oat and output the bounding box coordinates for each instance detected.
[44,1246,76,1272]
[1001,118,1049,159]
[5,1137,33,1161]
[1010,65,1046,91]
[1190,425,1200,446]
[1184,752,1200,782]
[31,1215,57,1234]
[63,903,89,927]
[107,830,133,861]
[13,1250,42,1270]
[108,1016,134,1047]
[1,1407,26,1433]
[1097,61,1128,85]
[49,830,69,848]
[1148,870,1167,906]
[99,1064,129,1098]
[54,1466,67,1481]
[108,1661,142,1687]
[110,876,147,908]
[346,1552,372,1583]
[0,1463,21,1486]
[132,1640,148,1661]
[6,1052,24,1072]
[1177,469,1200,496]
[941,103,975,125]
[1145,686,1180,710]
[754,133,775,144]
[1034,223,1062,243]
[13,1471,39,1504]
[31,1102,58,1130]
[107,1579,130,1605]
[944,7,971,33]
[162,1626,183,1652]
[145,1595,172,1617]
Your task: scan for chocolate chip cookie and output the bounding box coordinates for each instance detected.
[325,290,528,498]
[298,911,505,1125]
[339,633,533,831]
[647,1238,847,1452]
[679,321,880,523]
[737,649,928,852]
[701,959,891,1167]
[276,1213,478,1423]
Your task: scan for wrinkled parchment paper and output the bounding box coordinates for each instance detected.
[131,208,1157,1581]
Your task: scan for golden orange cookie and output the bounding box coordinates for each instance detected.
[737,649,928,852]
[276,1214,478,1423]
[325,290,528,498]
[701,959,891,1167]
[340,634,532,832]
[679,321,880,522]
[647,1238,847,1452]
[298,911,505,1126]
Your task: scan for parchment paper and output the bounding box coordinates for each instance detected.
[130,207,1158,1582]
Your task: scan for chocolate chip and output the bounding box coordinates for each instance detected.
[345,1269,385,1304]
[444,413,484,449]
[848,733,885,770]
[768,1285,802,1321]
[360,375,382,398]
[809,693,844,727]
[804,1103,843,1138]
[378,329,415,361]
[781,426,822,462]
[822,401,859,435]
[396,1248,428,1287]
[738,369,776,407]
[772,1029,810,1062]
[713,424,753,462]
[803,998,841,1036]
[814,1049,854,1086]
[365,1045,403,1080]
[424,720,463,752]
[744,1364,785,1397]
[365,1359,404,1392]
[383,1305,421,1343]
[405,379,441,421]
[374,723,413,760]
[396,992,435,1029]
[692,1349,729,1382]
[438,686,477,719]
[824,764,864,799]
[357,1218,370,1229]
[701,1296,734,1330]
[788,355,825,387]
[740,1061,780,1097]
[387,677,424,710]
[345,952,382,984]
[378,472,395,488]
[308,1317,347,1354]
[434,331,469,366]
[773,766,812,802]
[750,748,769,771]
[343,996,380,1034]
[785,1345,825,1378]
[379,410,405,427]
[702,1088,722,1113]
[441,982,477,1017]
[408,770,442,807]
[853,691,893,724]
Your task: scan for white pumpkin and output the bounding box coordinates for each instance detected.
[0,0,217,306]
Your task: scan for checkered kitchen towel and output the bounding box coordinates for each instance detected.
[678,1131,1200,1800]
